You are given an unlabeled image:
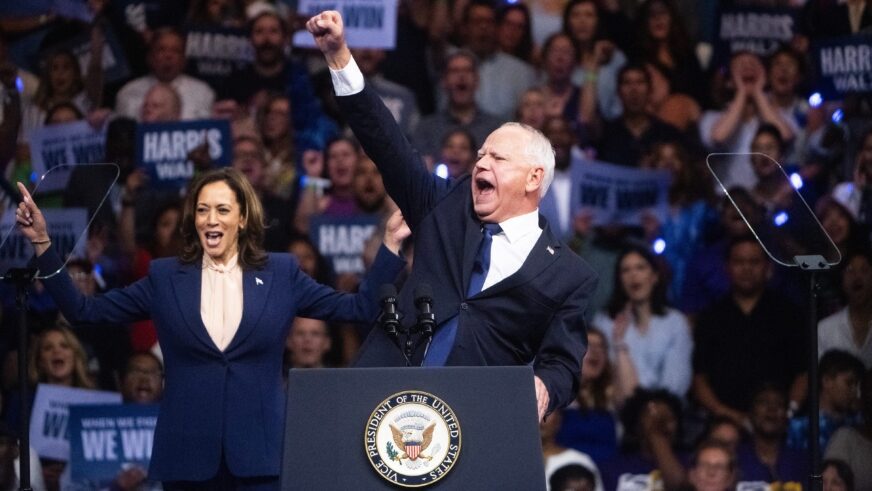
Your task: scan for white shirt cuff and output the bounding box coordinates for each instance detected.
[330,56,365,96]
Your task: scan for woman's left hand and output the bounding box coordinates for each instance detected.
[384,209,411,256]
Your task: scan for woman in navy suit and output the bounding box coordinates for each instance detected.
[15,168,407,489]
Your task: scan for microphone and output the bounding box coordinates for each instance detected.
[414,283,436,337]
[379,284,401,337]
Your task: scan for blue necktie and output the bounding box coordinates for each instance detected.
[423,223,502,366]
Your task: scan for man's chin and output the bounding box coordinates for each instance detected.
[473,204,497,221]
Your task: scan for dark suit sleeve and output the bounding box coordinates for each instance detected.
[35,245,153,325]
[534,271,598,413]
[296,244,405,322]
[336,85,450,231]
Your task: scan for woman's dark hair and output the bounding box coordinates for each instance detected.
[541,32,579,70]
[580,326,613,412]
[606,244,668,318]
[645,141,713,206]
[287,233,333,286]
[815,195,868,253]
[619,388,683,452]
[561,0,604,47]
[767,45,807,83]
[822,459,855,491]
[497,3,533,63]
[35,49,84,110]
[753,123,787,156]
[633,0,694,65]
[549,464,596,491]
[148,199,184,258]
[105,117,138,173]
[257,92,295,147]
[43,101,84,125]
[180,167,267,269]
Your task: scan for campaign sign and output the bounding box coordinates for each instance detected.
[0,208,89,272]
[29,120,106,178]
[573,160,671,226]
[714,6,798,67]
[293,0,398,49]
[309,214,380,275]
[135,119,232,191]
[185,26,254,85]
[814,35,872,99]
[66,24,131,85]
[30,385,122,461]
[69,404,160,482]
[111,0,185,34]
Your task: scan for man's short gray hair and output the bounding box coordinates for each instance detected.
[499,122,555,198]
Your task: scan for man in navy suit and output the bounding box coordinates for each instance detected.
[308,12,599,420]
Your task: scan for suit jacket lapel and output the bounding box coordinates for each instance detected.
[226,268,273,352]
[476,220,561,298]
[171,263,218,353]
[461,214,483,294]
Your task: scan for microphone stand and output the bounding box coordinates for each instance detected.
[4,268,37,491]
[796,255,828,491]
[413,285,436,364]
[378,285,411,366]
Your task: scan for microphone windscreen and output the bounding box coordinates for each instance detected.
[414,283,433,301]
[379,283,398,301]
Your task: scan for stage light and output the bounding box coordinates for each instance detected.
[808,92,823,108]
[790,172,803,190]
[435,163,449,179]
[774,211,789,227]
[653,238,666,254]
[832,109,844,124]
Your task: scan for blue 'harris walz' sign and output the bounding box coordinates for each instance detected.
[814,35,872,99]
[135,119,232,191]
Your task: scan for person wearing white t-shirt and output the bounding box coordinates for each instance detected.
[818,250,872,369]
[115,28,214,121]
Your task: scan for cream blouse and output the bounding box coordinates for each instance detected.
[200,253,243,351]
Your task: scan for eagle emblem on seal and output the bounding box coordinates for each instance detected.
[389,422,436,461]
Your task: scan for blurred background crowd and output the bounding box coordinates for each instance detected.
[0,0,870,489]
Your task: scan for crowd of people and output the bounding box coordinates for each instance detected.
[0,0,870,489]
